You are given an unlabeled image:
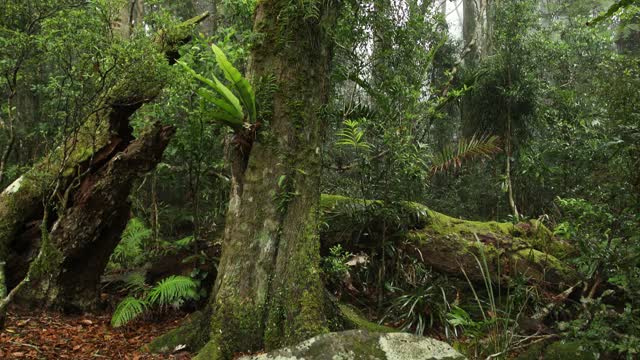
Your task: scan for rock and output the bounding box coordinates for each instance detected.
[239,330,466,360]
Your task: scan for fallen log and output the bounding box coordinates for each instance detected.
[320,195,578,289]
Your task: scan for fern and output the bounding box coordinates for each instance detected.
[122,271,147,294]
[336,119,371,151]
[146,275,198,306]
[111,275,199,328]
[109,218,151,268]
[111,296,148,327]
[431,133,501,173]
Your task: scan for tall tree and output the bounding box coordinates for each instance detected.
[152,0,343,358]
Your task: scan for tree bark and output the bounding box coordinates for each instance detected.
[0,13,208,316]
[152,1,341,358]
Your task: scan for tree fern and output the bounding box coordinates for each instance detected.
[146,275,198,306]
[431,134,501,173]
[111,296,148,327]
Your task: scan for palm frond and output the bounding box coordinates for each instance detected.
[111,296,148,327]
[145,275,198,306]
[431,134,501,173]
[336,119,371,151]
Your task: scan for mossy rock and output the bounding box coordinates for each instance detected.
[238,330,466,360]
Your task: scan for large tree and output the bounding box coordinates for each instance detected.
[151,0,345,358]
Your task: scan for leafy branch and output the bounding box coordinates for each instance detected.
[336,119,371,152]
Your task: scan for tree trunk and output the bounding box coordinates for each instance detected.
[0,13,209,316]
[152,1,341,358]
[200,0,340,355]
[9,123,175,311]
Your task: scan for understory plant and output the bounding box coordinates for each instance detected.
[447,234,535,359]
[111,274,199,327]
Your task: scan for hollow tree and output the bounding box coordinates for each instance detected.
[0,13,209,318]
[151,0,344,358]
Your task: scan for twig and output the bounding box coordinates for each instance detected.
[8,341,42,353]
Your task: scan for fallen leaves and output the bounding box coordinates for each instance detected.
[0,310,191,359]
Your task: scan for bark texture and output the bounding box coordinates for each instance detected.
[0,13,208,314]
[152,1,340,358]
[14,123,175,311]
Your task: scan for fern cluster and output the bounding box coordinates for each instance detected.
[109,218,151,269]
[111,275,199,327]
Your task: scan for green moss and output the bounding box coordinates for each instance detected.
[339,304,396,333]
[146,310,210,354]
[542,341,597,360]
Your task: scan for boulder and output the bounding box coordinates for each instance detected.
[239,330,466,360]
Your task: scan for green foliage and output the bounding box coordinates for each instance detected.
[430,134,501,173]
[588,0,639,25]
[111,296,148,328]
[109,218,152,270]
[447,235,534,358]
[178,43,255,128]
[147,275,199,306]
[321,245,353,285]
[111,275,199,327]
[336,119,371,152]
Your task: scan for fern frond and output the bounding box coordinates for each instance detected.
[122,271,147,294]
[431,134,501,173]
[146,275,198,306]
[336,119,371,151]
[111,297,148,327]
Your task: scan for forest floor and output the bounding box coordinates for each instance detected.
[0,308,191,359]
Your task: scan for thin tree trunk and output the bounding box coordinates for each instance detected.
[506,63,519,219]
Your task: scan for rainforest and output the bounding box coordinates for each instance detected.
[0,0,638,359]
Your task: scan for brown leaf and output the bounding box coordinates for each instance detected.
[73,345,82,351]
[11,352,25,358]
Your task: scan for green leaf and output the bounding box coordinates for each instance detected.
[196,88,243,123]
[211,43,256,122]
[146,275,198,306]
[588,0,636,26]
[111,297,148,327]
[177,60,244,124]
[431,133,502,173]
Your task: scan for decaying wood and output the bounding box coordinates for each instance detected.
[0,13,208,315]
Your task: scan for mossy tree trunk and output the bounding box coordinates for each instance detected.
[172,1,340,358]
[0,13,208,317]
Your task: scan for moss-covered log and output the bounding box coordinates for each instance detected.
[0,14,208,314]
[320,195,578,289]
